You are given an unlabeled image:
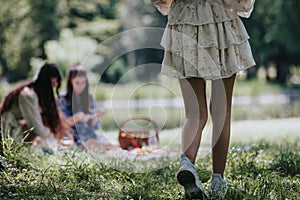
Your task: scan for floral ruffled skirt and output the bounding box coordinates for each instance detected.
[161,0,256,80]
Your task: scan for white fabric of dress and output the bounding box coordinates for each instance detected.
[154,0,256,80]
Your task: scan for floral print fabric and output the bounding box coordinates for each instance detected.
[160,0,256,80]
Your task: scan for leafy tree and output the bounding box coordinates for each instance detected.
[52,0,122,83]
[113,0,167,82]
[2,0,300,84]
[0,0,60,82]
[245,0,300,83]
[57,0,120,42]
[268,0,300,83]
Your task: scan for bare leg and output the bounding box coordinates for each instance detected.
[210,74,236,177]
[179,78,208,164]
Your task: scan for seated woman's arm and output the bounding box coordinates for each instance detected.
[18,87,52,138]
[57,111,75,145]
[88,95,103,130]
[57,96,87,126]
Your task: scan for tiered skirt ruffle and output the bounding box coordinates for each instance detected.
[161,0,256,80]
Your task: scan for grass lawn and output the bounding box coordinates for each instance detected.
[1,118,299,199]
[103,117,300,149]
[1,78,299,199]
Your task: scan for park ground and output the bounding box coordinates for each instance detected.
[0,118,299,199]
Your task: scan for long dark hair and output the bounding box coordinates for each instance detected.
[65,64,90,114]
[0,62,63,136]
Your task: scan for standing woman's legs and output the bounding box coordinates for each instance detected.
[210,74,236,176]
[179,77,208,164]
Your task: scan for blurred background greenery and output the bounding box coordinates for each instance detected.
[1,0,300,131]
[1,0,300,85]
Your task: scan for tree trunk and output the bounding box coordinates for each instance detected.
[276,63,289,84]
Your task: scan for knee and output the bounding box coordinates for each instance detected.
[186,110,208,128]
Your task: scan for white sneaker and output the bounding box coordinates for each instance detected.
[209,173,227,196]
[176,154,207,199]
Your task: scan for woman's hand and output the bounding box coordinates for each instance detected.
[74,111,89,123]
[73,108,105,123]
[93,109,106,118]
[151,0,172,5]
[151,0,173,16]
[163,0,172,4]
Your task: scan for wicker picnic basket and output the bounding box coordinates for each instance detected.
[118,117,159,150]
